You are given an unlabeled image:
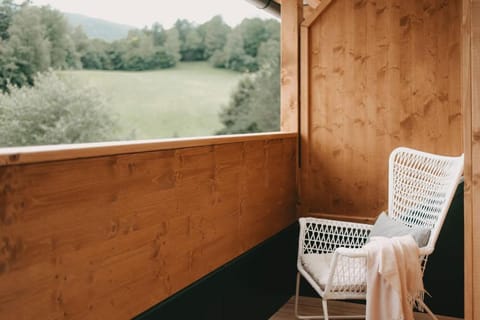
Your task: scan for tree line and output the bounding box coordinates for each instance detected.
[0,0,280,93]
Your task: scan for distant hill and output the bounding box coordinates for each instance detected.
[64,12,135,42]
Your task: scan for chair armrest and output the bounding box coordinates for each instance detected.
[298,217,373,255]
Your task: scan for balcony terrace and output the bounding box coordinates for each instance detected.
[0,0,479,319]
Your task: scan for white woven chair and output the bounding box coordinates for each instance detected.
[295,147,464,320]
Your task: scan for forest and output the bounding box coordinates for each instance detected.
[0,0,280,146]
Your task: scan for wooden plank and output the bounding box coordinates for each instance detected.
[299,25,310,216]
[280,0,302,132]
[305,0,321,9]
[0,132,297,166]
[308,212,376,224]
[470,1,480,319]
[0,137,297,319]
[270,296,463,320]
[301,0,334,27]
[462,0,473,319]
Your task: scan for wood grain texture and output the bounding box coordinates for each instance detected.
[308,212,376,224]
[301,0,463,218]
[270,296,463,320]
[301,0,334,27]
[305,0,321,9]
[0,137,297,319]
[0,132,297,166]
[281,0,302,132]
[462,0,473,319]
[299,25,311,216]
[465,0,480,319]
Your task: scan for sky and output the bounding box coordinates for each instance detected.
[28,0,275,28]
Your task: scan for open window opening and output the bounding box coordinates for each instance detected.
[0,0,281,148]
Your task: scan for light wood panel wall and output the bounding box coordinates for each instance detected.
[463,0,479,318]
[281,0,302,132]
[300,0,463,217]
[0,136,297,319]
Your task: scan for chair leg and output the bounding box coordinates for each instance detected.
[294,272,301,318]
[416,299,439,320]
[294,272,364,320]
[322,300,329,320]
[294,272,325,319]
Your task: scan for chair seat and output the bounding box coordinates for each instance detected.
[301,253,366,290]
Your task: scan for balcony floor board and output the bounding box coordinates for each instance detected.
[270,296,462,320]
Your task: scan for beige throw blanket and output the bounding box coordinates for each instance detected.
[365,235,424,320]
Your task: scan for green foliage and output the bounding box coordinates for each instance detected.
[7,6,51,73]
[217,76,257,134]
[0,0,16,40]
[0,72,119,146]
[200,15,231,60]
[75,25,181,71]
[219,18,280,73]
[39,6,79,69]
[173,19,204,61]
[0,2,80,92]
[217,39,280,134]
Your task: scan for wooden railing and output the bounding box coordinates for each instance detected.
[0,132,298,319]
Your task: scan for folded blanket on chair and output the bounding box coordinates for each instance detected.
[365,235,424,320]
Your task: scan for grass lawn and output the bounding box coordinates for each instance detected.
[60,62,243,140]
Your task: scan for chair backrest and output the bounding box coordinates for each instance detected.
[388,147,464,253]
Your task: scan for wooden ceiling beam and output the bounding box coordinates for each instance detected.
[301,0,334,27]
[305,0,321,9]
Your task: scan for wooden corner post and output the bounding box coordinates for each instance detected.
[280,0,302,133]
[463,0,480,319]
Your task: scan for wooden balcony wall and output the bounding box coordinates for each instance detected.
[299,0,464,218]
[0,133,297,319]
[462,0,480,318]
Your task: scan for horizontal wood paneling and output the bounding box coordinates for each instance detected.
[302,0,463,217]
[0,136,297,319]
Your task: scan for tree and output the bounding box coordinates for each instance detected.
[121,29,156,70]
[151,22,166,46]
[200,15,230,60]
[39,5,79,69]
[7,6,51,74]
[217,75,257,134]
[222,28,257,72]
[217,39,280,134]
[164,27,181,65]
[173,19,205,61]
[0,0,17,40]
[215,18,280,73]
[239,18,270,57]
[182,28,204,61]
[0,3,81,91]
[0,72,119,146]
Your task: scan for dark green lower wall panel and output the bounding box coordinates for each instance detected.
[134,223,299,320]
[423,182,464,318]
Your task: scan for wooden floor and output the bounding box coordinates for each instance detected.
[270,296,463,320]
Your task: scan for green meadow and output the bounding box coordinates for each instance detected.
[60,62,243,140]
